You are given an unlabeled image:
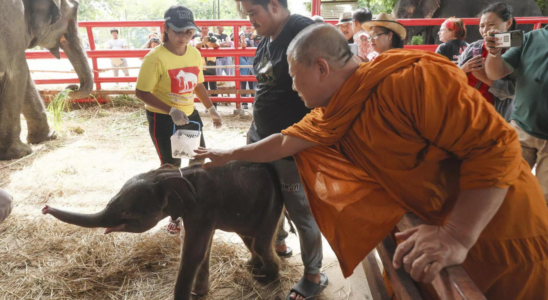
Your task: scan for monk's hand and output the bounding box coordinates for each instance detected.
[460,55,484,73]
[392,225,470,283]
[193,147,233,169]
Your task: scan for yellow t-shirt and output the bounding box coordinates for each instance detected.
[136,45,204,115]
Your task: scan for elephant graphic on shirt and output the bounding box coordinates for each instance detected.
[176,70,198,92]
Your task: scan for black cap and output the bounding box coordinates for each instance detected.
[164,5,200,32]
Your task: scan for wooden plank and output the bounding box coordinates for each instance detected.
[362,251,391,300]
[396,213,486,300]
[376,236,423,300]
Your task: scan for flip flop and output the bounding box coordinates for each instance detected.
[276,246,293,258]
[286,273,328,300]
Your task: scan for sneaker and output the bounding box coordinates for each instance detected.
[167,217,181,235]
[242,103,249,109]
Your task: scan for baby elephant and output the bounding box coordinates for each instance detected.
[42,162,284,300]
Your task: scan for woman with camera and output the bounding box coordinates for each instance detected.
[458,3,516,121]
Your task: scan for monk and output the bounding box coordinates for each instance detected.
[195,24,548,299]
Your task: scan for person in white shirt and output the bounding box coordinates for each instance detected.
[107,28,130,78]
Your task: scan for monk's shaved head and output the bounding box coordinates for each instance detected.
[287,24,352,67]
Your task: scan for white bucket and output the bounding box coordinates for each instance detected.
[171,121,201,159]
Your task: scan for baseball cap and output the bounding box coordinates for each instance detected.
[164,5,200,32]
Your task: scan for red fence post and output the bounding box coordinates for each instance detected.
[86,26,101,90]
[311,0,321,16]
[233,25,241,110]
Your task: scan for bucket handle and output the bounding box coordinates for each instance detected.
[173,121,201,135]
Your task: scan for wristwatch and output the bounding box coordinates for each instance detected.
[205,106,216,113]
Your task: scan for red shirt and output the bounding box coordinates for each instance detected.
[466,42,494,104]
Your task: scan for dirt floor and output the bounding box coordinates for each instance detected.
[0,99,371,300]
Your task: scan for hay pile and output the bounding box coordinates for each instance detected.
[0,101,307,300]
[0,217,302,300]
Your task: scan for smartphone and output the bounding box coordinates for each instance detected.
[473,47,483,68]
[489,30,523,48]
[349,43,358,56]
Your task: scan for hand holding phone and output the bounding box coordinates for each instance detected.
[488,30,523,48]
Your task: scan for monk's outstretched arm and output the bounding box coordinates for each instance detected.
[194,133,317,168]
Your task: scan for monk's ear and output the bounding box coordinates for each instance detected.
[315,58,330,82]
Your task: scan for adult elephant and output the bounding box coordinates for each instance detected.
[393,0,542,44]
[0,0,93,160]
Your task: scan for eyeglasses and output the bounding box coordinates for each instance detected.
[368,33,387,41]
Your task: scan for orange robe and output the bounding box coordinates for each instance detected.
[282,50,548,299]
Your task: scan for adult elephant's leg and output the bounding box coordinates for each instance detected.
[192,234,213,296]
[174,221,214,300]
[23,73,56,144]
[0,56,32,160]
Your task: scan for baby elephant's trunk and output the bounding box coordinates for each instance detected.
[42,205,116,229]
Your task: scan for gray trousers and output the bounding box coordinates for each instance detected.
[249,124,323,274]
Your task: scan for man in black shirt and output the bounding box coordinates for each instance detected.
[238,0,326,299]
[214,26,234,76]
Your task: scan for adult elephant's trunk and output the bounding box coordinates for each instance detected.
[59,19,94,100]
[42,205,119,229]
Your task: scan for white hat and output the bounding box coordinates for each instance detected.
[337,12,353,25]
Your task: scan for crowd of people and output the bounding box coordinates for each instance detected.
[2,1,547,300]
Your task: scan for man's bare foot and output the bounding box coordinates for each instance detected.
[289,273,321,300]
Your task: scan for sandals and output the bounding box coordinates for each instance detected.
[286,273,328,300]
[276,246,293,258]
[167,217,182,235]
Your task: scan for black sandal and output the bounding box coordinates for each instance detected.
[286,273,328,300]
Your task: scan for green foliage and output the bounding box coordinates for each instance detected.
[409,35,424,45]
[47,90,73,132]
[358,0,398,14]
[537,0,548,15]
[78,0,242,49]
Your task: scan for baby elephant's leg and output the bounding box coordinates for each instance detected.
[192,234,213,296]
[174,222,214,300]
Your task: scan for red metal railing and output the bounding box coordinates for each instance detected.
[27,17,547,102]
[28,20,256,104]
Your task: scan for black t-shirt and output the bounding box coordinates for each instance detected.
[252,14,314,139]
[435,39,468,64]
[214,33,229,42]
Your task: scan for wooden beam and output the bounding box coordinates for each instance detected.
[376,237,423,300]
[362,251,391,300]
[396,213,486,300]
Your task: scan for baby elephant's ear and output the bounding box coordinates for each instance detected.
[159,177,197,214]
